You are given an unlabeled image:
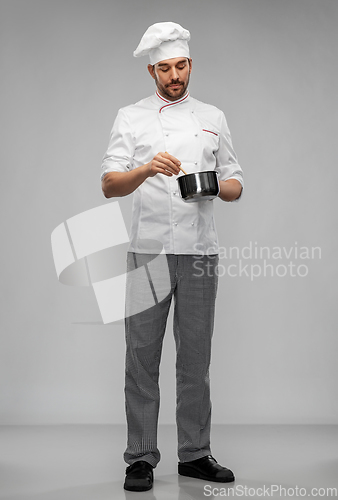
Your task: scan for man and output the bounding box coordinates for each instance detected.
[101,22,243,492]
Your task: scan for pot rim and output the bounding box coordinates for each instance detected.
[176,170,219,181]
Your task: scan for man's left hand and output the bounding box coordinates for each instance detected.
[218,179,243,202]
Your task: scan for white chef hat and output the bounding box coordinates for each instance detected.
[133,22,190,65]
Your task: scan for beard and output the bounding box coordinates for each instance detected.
[154,73,190,101]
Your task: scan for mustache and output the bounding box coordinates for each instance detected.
[166,80,183,87]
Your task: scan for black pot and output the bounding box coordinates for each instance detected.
[177,171,220,202]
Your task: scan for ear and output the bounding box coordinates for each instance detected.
[148,64,155,80]
[188,58,193,74]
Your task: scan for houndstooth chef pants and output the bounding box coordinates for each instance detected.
[123,252,219,467]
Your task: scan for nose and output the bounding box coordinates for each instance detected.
[171,67,179,80]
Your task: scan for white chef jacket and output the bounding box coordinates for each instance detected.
[101,91,243,255]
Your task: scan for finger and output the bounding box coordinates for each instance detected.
[158,155,181,174]
[154,163,176,176]
[154,157,180,174]
[154,166,172,176]
[164,151,181,166]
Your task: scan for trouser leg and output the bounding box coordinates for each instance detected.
[173,255,219,463]
[123,252,174,467]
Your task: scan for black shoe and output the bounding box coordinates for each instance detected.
[124,460,154,491]
[178,455,235,483]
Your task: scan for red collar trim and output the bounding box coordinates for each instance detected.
[156,91,170,103]
[156,91,190,113]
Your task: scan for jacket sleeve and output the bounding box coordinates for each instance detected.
[100,109,135,181]
[215,112,244,201]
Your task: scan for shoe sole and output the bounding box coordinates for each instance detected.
[124,482,153,492]
[178,464,235,483]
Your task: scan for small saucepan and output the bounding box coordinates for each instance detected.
[177,170,220,202]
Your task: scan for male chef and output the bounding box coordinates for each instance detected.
[101,22,243,492]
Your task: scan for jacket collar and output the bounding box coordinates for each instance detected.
[155,90,190,113]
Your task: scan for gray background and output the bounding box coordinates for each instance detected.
[1,0,337,425]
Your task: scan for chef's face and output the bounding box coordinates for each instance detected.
[148,57,192,101]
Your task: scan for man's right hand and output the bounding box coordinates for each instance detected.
[146,152,181,177]
[102,152,181,198]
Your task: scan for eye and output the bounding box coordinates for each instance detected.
[161,68,169,72]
